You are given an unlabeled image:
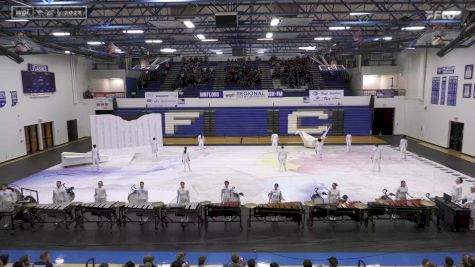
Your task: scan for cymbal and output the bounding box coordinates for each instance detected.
[244,203,257,209]
[152,201,165,208]
[304,201,315,207]
[420,200,436,207]
[353,202,368,209]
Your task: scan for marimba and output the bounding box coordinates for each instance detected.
[27,202,77,229]
[203,202,242,230]
[119,202,163,230]
[78,201,121,230]
[367,199,440,229]
[246,202,305,229]
[0,205,16,230]
[306,201,369,228]
[162,202,202,230]
[434,196,471,232]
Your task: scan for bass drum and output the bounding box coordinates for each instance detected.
[128,190,139,204]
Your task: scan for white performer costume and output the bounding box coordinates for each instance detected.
[177,188,190,204]
[268,189,283,203]
[371,146,382,172]
[94,187,107,203]
[451,183,463,202]
[197,135,205,151]
[0,188,16,210]
[151,139,159,160]
[315,140,324,159]
[464,191,475,230]
[221,186,233,203]
[346,134,352,152]
[182,151,191,172]
[137,187,148,203]
[92,147,101,171]
[271,133,279,151]
[328,188,340,204]
[399,138,408,160]
[395,186,409,200]
[53,187,68,204]
[278,148,287,171]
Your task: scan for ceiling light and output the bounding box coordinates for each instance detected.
[52,32,70,36]
[215,51,223,55]
[402,26,425,31]
[115,49,124,53]
[145,40,163,44]
[184,20,195,28]
[329,26,350,30]
[407,47,416,50]
[160,48,176,53]
[64,51,71,54]
[266,32,273,39]
[270,18,280,26]
[383,36,392,41]
[122,29,144,34]
[299,46,316,51]
[314,37,332,41]
[202,39,218,42]
[5,19,29,22]
[257,51,265,54]
[196,34,206,40]
[442,10,461,16]
[258,38,273,41]
[87,41,104,45]
[349,12,372,16]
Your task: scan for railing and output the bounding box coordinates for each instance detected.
[357,89,406,97]
[93,92,127,98]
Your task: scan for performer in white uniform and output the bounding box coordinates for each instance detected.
[53,181,68,204]
[92,144,101,171]
[197,134,205,151]
[182,147,191,172]
[151,137,159,161]
[137,181,148,203]
[346,133,352,152]
[278,145,288,172]
[0,184,16,210]
[399,135,408,160]
[315,138,324,160]
[451,177,463,202]
[177,181,190,204]
[395,180,412,200]
[328,183,340,204]
[94,181,107,203]
[271,133,279,151]
[371,144,382,172]
[464,186,475,230]
[268,183,283,203]
[221,181,233,203]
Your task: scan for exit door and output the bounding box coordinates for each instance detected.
[41,121,54,149]
[24,124,39,154]
[449,121,464,152]
[372,108,394,135]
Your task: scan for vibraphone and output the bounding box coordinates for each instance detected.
[78,201,121,230]
[307,201,369,228]
[367,199,440,229]
[247,202,305,229]
[27,202,77,229]
[162,202,202,230]
[119,202,163,230]
[203,202,242,230]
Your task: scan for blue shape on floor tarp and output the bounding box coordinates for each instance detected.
[0,250,473,266]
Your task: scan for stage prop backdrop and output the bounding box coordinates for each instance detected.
[90,114,162,150]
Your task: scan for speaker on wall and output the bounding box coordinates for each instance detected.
[232,47,245,56]
[215,12,238,28]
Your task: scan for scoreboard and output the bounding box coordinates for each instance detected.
[21,70,56,94]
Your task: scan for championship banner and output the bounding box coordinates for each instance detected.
[437,66,455,75]
[308,90,344,106]
[95,97,114,111]
[10,91,18,106]
[11,6,87,20]
[145,91,179,107]
[223,90,268,100]
[0,91,6,108]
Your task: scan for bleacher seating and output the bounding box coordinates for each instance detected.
[172,57,215,91]
[319,68,351,94]
[269,56,313,89]
[225,58,262,90]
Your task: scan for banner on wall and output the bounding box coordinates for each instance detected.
[145,91,179,107]
[95,97,114,110]
[437,66,455,75]
[308,90,344,106]
[199,91,223,98]
[10,91,18,106]
[0,91,6,108]
[223,90,269,100]
[376,90,395,98]
[268,89,284,98]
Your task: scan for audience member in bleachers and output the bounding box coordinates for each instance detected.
[269,56,312,88]
[328,257,338,267]
[0,255,8,266]
[303,259,312,267]
[34,251,53,267]
[225,59,261,88]
[198,256,207,267]
[270,263,279,267]
[124,261,135,267]
[140,256,157,267]
[13,255,31,267]
[422,258,430,267]
[445,257,454,267]
[171,252,189,267]
[460,255,475,267]
[224,254,244,267]
[173,57,213,90]
[247,259,256,267]
[99,264,109,267]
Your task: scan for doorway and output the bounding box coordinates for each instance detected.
[24,124,39,154]
[41,121,54,149]
[449,121,464,152]
[67,119,78,142]
[372,108,394,135]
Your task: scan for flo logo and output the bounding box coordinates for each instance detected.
[426,10,461,20]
